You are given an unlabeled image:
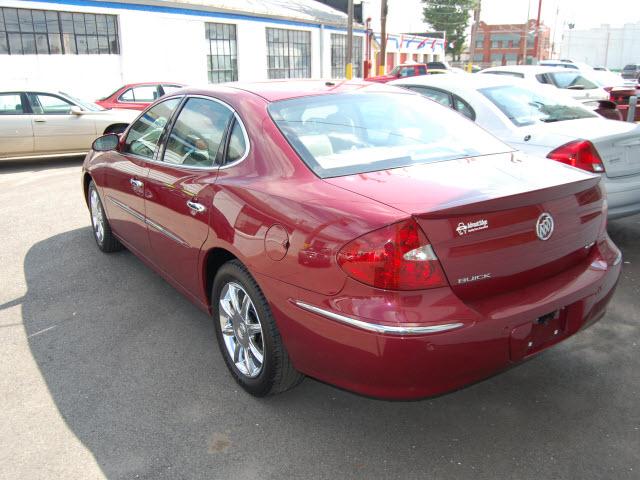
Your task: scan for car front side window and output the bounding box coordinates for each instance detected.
[123,98,181,159]
[162,97,234,168]
[28,93,74,114]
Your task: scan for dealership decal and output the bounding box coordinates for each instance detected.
[456,219,488,236]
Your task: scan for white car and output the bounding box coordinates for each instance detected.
[390,73,640,219]
[0,89,139,161]
[479,65,609,107]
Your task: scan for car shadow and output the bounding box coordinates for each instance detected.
[16,224,639,479]
[0,156,85,173]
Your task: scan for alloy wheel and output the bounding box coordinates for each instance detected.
[90,188,105,244]
[219,282,264,378]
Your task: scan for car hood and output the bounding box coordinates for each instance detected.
[94,108,139,122]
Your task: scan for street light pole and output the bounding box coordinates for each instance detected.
[379,0,388,75]
[346,0,353,79]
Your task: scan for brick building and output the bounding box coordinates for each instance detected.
[472,19,550,67]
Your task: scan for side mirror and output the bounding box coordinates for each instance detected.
[92,133,119,152]
[70,106,84,115]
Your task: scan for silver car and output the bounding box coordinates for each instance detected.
[0,89,138,161]
[391,74,640,219]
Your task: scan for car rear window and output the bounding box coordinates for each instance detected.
[479,84,597,126]
[623,64,638,71]
[268,92,511,178]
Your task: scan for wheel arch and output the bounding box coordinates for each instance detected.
[202,247,239,308]
[82,172,93,207]
[103,123,129,135]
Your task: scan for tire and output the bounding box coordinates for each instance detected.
[212,260,303,396]
[88,180,123,253]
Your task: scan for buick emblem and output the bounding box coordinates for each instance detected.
[536,213,554,241]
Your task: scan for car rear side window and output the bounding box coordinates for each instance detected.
[0,93,24,115]
[268,92,510,178]
[162,97,233,168]
[123,98,181,160]
[548,72,598,90]
[404,86,453,108]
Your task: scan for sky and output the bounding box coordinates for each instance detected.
[363,0,640,35]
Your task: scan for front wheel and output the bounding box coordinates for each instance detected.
[212,260,303,396]
[88,181,123,253]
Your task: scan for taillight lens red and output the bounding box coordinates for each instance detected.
[547,140,605,173]
[337,219,448,290]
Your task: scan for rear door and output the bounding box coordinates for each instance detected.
[0,92,34,158]
[27,92,95,153]
[144,96,239,295]
[101,97,182,255]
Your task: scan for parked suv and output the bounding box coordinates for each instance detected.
[622,64,640,82]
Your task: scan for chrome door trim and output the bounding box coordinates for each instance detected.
[108,195,188,247]
[293,300,465,336]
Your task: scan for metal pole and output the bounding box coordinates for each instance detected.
[379,0,387,75]
[627,96,637,123]
[346,0,353,79]
[533,0,543,61]
[467,0,481,72]
[521,0,531,64]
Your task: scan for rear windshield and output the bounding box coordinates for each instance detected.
[548,71,599,90]
[623,64,638,71]
[479,84,597,126]
[268,92,511,178]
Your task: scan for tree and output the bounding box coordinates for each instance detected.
[422,0,477,61]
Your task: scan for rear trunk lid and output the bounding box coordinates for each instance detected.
[515,118,640,179]
[325,152,604,300]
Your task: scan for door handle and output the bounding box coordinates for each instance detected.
[33,117,46,123]
[186,200,206,214]
[130,178,144,188]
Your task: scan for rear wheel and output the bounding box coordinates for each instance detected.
[212,260,303,396]
[88,181,122,253]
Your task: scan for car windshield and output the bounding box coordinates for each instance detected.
[548,71,599,90]
[60,92,105,111]
[479,84,597,126]
[268,92,511,178]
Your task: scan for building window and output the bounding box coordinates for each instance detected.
[330,33,363,78]
[266,28,311,79]
[0,7,119,55]
[475,40,483,49]
[206,22,237,84]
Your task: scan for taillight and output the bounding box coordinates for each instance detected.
[547,140,605,173]
[337,218,448,290]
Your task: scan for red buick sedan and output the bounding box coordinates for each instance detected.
[82,80,622,400]
[96,82,185,111]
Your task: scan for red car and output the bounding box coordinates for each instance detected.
[82,81,621,400]
[367,63,428,83]
[96,82,184,111]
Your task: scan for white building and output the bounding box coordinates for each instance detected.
[560,22,640,70]
[0,0,366,100]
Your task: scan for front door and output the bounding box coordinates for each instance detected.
[101,98,182,256]
[0,92,33,158]
[144,96,236,296]
[27,92,95,154]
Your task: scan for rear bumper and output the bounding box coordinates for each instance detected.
[602,174,640,219]
[257,236,622,400]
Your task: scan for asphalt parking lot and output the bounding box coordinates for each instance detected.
[0,158,639,480]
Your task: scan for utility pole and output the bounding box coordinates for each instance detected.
[467,0,482,72]
[379,0,388,75]
[346,0,353,79]
[533,0,543,61]
[520,0,531,64]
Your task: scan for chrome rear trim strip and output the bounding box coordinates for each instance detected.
[293,300,464,336]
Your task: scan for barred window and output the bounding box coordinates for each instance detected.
[206,23,237,84]
[330,34,363,79]
[266,28,311,79]
[0,7,119,55]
